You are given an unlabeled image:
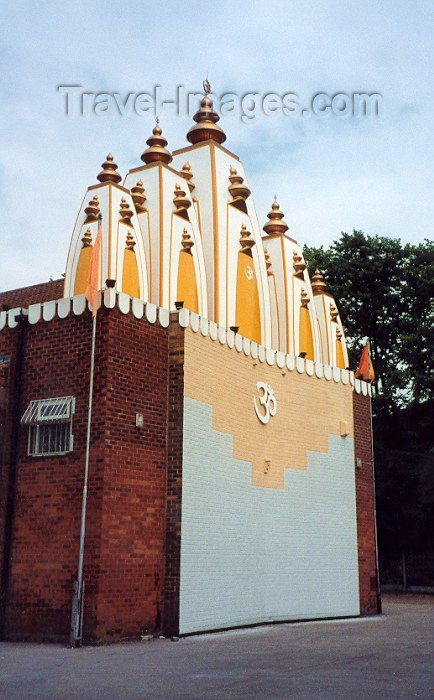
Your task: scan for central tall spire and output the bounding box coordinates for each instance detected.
[186,88,226,145]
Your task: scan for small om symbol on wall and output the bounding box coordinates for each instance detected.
[253,382,277,425]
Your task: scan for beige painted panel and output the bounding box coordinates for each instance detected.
[184,329,354,489]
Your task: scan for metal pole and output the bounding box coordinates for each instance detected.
[368,340,382,614]
[70,311,97,647]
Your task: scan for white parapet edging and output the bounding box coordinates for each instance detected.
[0,293,372,394]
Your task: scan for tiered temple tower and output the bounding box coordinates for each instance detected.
[64,92,348,367]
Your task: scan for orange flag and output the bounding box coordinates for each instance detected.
[85,223,102,317]
[355,341,375,382]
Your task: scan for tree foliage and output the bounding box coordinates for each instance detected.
[304,231,433,412]
[304,231,434,584]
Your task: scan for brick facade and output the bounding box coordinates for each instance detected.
[0,279,64,310]
[0,294,379,642]
[0,307,169,642]
[353,391,379,614]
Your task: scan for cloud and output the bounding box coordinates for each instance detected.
[0,0,433,291]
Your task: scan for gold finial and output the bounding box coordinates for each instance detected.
[330,303,339,322]
[239,223,256,252]
[81,227,92,248]
[125,230,136,251]
[181,162,196,193]
[187,91,226,145]
[264,247,273,275]
[131,180,147,212]
[141,120,173,165]
[173,182,191,218]
[181,228,194,252]
[203,79,211,95]
[97,153,122,184]
[300,288,310,308]
[336,328,342,340]
[84,194,100,222]
[293,250,306,277]
[119,196,134,223]
[228,166,251,210]
[311,268,327,295]
[263,197,289,236]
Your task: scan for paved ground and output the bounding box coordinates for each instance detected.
[0,595,433,699]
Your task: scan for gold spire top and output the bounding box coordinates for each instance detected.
[141,121,173,165]
[329,303,339,322]
[125,230,136,251]
[173,183,191,220]
[81,227,92,248]
[239,223,256,252]
[131,181,146,212]
[311,268,328,295]
[173,183,191,209]
[300,288,310,308]
[84,194,100,222]
[119,197,134,223]
[187,93,226,145]
[181,162,196,193]
[264,247,273,275]
[181,228,194,252]
[97,153,122,184]
[263,196,289,236]
[228,166,251,202]
[293,250,306,277]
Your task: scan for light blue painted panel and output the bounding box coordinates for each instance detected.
[179,397,360,634]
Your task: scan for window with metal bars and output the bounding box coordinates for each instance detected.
[21,396,75,456]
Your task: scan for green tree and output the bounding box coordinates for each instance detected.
[304,231,433,412]
[304,231,434,586]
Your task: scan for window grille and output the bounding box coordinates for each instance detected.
[21,396,75,456]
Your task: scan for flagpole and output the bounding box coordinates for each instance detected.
[368,339,382,614]
[70,214,101,647]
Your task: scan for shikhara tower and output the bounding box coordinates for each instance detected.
[0,92,379,643]
[64,94,348,367]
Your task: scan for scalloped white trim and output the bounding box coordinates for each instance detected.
[28,304,41,325]
[132,298,144,319]
[8,308,20,328]
[42,300,56,322]
[190,312,200,333]
[0,292,369,393]
[145,303,157,324]
[296,356,305,374]
[314,362,323,379]
[178,308,189,328]
[200,318,208,337]
[266,348,275,366]
[158,308,169,328]
[286,355,295,371]
[333,367,341,383]
[276,352,285,369]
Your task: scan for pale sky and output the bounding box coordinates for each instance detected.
[1,0,433,292]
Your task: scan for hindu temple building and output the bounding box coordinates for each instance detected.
[0,92,379,643]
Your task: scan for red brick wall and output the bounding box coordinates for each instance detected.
[353,391,379,615]
[0,279,64,310]
[0,307,169,642]
[89,309,169,642]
